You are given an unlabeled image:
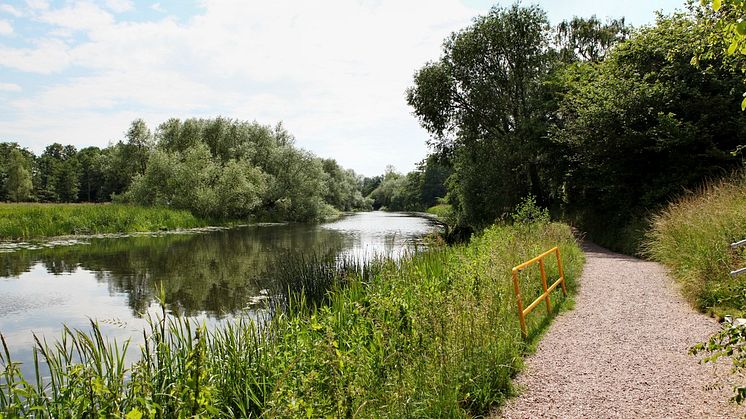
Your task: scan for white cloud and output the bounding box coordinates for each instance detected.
[150,2,163,13]
[0,38,71,73]
[39,3,114,32]
[0,0,479,174]
[0,4,23,17]
[0,18,11,35]
[104,0,134,13]
[0,82,21,91]
[24,0,48,11]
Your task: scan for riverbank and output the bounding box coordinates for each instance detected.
[0,203,212,239]
[0,221,583,417]
[646,171,746,318]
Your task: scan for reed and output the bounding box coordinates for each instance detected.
[0,203,209,239]
[646,171,746,317]
[0,221,583,417]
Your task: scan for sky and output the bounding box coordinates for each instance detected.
[0,0,686,176]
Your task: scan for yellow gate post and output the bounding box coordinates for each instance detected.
[511,246,566,338]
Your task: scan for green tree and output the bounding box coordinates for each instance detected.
[555,16,629,63]
[5,148,33,202]
[35,143,79,202]
[77,147,105,202]
[407,4,554,227]
[126,118,153,175]
[551,12,745,249]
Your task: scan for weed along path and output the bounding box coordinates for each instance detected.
[498,243,745,418]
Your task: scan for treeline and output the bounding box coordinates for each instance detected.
[403,3,746,252]
[362,155,451,211]
[0,118,373,221]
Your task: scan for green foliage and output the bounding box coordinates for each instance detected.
[0,203,207,239]
[0,116,369,222]
[368,157,452,212]
[646,171,746,316]
[548,11,744,251]
[426,203,453,219]
[368,166,421,211]
[698,0,746,109]
[321,159,372,211]
[4,149,33,202]
[407,4,744,252]
[691,322,746,403]
[407,4,555,226]
[35,143,81,203]
[554,16,629,63]
[0,222,584,417]
[124,144,269,219]
[511,195,550,225]
[76,147,106,202]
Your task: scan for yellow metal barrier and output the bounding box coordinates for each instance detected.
[511,246,566,338]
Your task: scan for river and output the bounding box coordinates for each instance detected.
[0,211,439,373]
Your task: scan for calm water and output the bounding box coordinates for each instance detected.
[0,211,438,371]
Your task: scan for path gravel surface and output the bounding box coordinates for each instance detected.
[498,243,745,418]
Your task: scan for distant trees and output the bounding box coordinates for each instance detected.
[0,118,371,222]
[366,157,452,212]
[35,143,80,202]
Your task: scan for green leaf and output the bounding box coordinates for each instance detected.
[738,21,746,36]
[714,0,722,11]
[740,96,746,111]
[728,40,739,55]
[125,409,143,419]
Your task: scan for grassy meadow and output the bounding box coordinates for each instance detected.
[646,171,746,317]
[0,221,583,417]
[0,203,210,239]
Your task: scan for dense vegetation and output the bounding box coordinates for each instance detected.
[0,119,372,224]
[0,220,583,417]
[646,171,746,317]
[647,170,746,403]
[0,204,208,239]
[401,3,745,253]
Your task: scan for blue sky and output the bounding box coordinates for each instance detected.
[0,0,688,176]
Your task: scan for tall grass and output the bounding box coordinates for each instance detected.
[646,171,746,317]
[0,222,583,417]
[0,203,209,239]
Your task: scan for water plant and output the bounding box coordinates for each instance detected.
[0,203,209,240]
[0,221,583,417]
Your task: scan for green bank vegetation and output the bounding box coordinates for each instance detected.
[426,202,453,219]
[0,203,208,240]
[0,220,583,417]
[646,171,746,318]
[647,170,746,403]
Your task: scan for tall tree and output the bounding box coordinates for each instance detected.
[407,4,554,227]
[5,148,33,202]
[126,119,153,176]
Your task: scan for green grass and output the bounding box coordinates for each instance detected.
[0,203,210,239]
[646,171,746,317]
[0,221,583,417]
[426,203,453,219]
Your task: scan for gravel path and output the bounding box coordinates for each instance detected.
[497,243,745,418]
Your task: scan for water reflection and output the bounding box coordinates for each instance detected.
[0,212,437,348]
